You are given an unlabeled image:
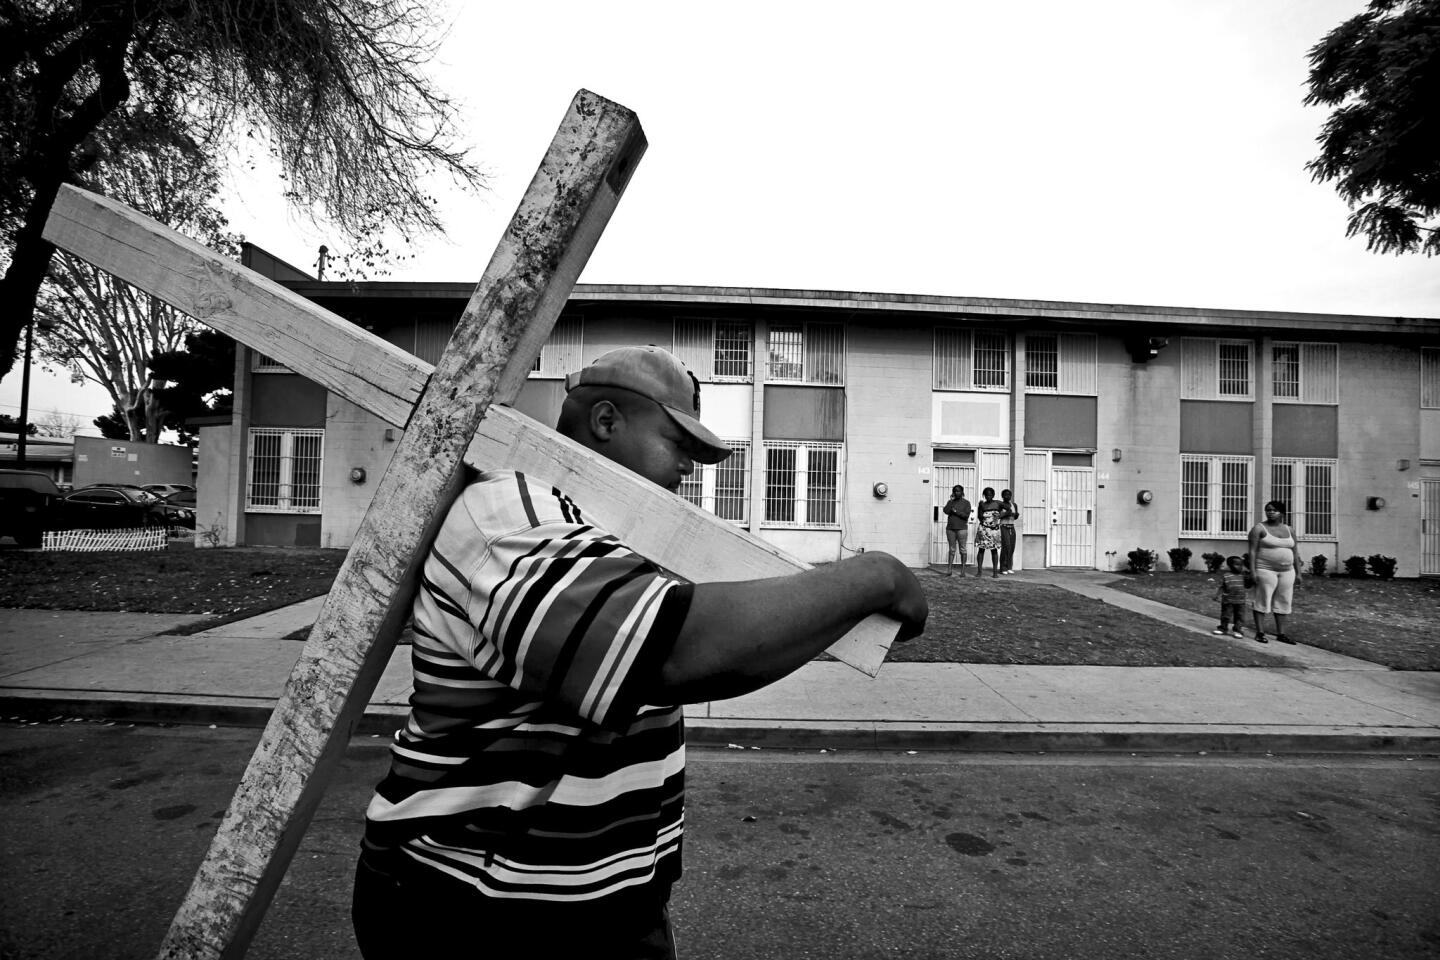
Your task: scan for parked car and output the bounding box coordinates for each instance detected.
[142,482,196,499]
[59,485,169,529]
[161,490,197,529]
[0,469,64,546]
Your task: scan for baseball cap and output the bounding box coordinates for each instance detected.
[565,346,732,464]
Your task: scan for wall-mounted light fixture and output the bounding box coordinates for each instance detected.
[1112,448,1123,462]
[872,481,889,499]
[907,443,917,457]
[1136,489,1154,505]
[349,467,367,485]
[1366,496,1386,510]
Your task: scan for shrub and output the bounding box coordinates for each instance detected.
[1201,551,1225,573]
[1308,554,1328,577]
[1166,547,1192,571]
[1367,554,1398,580]
[1343,555,1368,578]
[1127,548,1157,573]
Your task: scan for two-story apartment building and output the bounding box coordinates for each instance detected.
[193,244,1440,577]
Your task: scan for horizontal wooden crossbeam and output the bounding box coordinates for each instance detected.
[42,189,899,675]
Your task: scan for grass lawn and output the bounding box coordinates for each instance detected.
[885,574,1279,668]
[2,543,1430,670]
[0,542,347,633]
[1105,570,1440,671]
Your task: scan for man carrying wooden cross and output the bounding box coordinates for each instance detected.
[353,344,929,958]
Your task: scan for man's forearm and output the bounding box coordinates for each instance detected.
[654,552,920,703]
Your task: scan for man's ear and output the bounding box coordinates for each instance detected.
[587,399,623,442]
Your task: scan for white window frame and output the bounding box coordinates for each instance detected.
[766,322,844,385]
[1180,454,1253,538]
[246,427,324,514]
[1182,338,1253,401]
[1422,347,1440,409]
[529,315,583,377]
[1271,458,1336,540]
[673,318,753,382]
[678,440,750,525]
[761,440,843,528]
[1025,332,1097,395]
[933,328,1010,391]
[1272,342,1338,405]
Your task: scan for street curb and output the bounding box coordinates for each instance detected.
[4,693,1437,757]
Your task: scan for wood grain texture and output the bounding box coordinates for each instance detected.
[43,186,428,430]
[466,405,896,676]
[151,89,648,960]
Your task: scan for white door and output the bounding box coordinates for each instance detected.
[1423,479,1440,577]
[1048,466,1095,568]
[931,464,977,563]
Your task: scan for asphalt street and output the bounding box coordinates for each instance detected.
[1,720,1437,960]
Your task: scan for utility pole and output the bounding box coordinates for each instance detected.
[16,314,34,468]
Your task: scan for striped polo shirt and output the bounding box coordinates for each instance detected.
[363,469,692,903]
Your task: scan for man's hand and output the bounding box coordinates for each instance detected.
[873,553,927,642]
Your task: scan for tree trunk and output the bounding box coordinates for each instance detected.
[0,184,61,381]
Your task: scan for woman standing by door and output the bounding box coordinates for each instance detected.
[1247,500,1303,643]
[975,488,1003,579]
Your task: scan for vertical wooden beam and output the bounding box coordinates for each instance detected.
[153,90,646,960]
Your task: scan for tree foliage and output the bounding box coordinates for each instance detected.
[149,328,236,445]
[1305,0,1440,255]
[34,101,238,442]
[0,0,483,380]
[0,414,38,436]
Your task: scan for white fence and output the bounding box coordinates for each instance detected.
[42,527,169,552]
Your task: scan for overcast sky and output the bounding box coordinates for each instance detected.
[4,0,1436,433]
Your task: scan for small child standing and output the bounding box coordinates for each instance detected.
[1212,556,1248,638]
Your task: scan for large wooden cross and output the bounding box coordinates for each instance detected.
[43,90,901,959]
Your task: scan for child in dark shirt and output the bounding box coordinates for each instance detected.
[1212,556,1248,638]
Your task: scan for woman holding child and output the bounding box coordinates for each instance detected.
[1247,500,1303,644]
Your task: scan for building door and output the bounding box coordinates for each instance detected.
[931,463,977,564]
[1423,479,1440,577]
[1048,465,1095,568]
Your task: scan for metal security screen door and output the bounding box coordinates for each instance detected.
[931,463,977,563]
[1423,479,1440,577]
[1048,465,1095,567]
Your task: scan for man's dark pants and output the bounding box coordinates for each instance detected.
[353,851,677,958]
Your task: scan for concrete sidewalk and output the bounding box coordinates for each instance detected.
[2,571,1437,754]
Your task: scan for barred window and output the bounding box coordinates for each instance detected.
[678,441,750,524]
[252,351,290,373]
[1271,458,1336,539]
[1180,454,1253,537]
[1273,342,1338,404]
[762,441,843,527]
[674,318,752,381]
[530,316,583,376]
[1026,335,1059,391]
[767,323,843,384]
[973,332,1009,389]
[1024,332,1097,394]
[1421,347,1439,409]
[1272,344,1300,399]
[247,428,323,514]
[933,328,1009,391]
[1217,342,1251,397]
[1182,338,1253,400]
[768,325,804,381]
[714,320,752,379]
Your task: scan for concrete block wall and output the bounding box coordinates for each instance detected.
[1094,340,1183,569]
[1336,342,1423,573]
[842,319,934,566]
[320,396,397,549]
